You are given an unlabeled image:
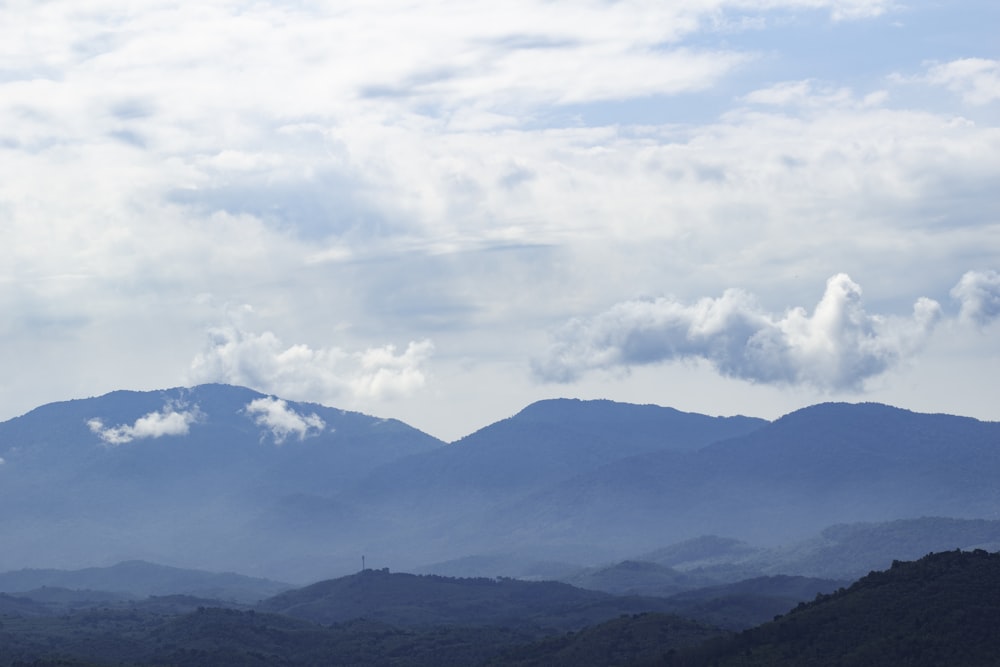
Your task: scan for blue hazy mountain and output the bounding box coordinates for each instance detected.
[338,399,767,559]
[531,518,1000,609]
[0,384,444,580]
[461,402,1000,559]
[0,560,289,603]
[3,387,999,582]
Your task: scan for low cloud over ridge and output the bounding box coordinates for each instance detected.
[534,274,942,391]
[245,397,325,444]
[188,325,433,405]
[87,403,201,446]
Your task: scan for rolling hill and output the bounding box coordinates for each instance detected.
[256,568,693,631]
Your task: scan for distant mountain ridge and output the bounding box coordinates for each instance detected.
[0,560,289,603]
[0,384,444,579]
[463,401,1000,556]
[2,385,999,581]
[342,398,766,521]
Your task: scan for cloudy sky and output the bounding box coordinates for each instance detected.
[2,0,998,440]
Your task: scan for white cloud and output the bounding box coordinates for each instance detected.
[87,403,201,446]
[742,80,885,109]
[244,396,325,444]
[353,340,437,399]
[534,274,942,391]
[923,58,1000,106]
[187,325,433,404]
[951,270,1000,326]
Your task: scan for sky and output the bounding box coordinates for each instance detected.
[1,0,998,441]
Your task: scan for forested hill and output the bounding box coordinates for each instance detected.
[1,551,999,665]
[256,568,691,630]
[681,549,1000,666]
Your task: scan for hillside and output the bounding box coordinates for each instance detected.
[687,549,1000,665]
[484,612,727,667]
[256,568,692,631]
[479,549,1000,666]
[2,552,997,666]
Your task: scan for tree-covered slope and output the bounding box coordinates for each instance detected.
[484,612,727,667]
[687,549,1000,666]
[256,568,690,630]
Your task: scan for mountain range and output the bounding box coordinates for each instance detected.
[1,384,998,582]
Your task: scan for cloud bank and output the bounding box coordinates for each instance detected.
[1,1,998,437]
[535,274,942,391]
[188,326,433,405]
[87,403,201,446]
[244,397,325,444]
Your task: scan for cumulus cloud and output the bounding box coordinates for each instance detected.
[951,270,1000,326]
[534,274,942,391]
[87,403,202,446]
[351,341,436,399]
[188,325,433,404]
[244,396,325,444]
[923,58,1000,106]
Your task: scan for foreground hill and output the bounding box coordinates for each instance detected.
[686,549,1000,665]
[0,579,726,666]
[484,612,726,667]
[2,552,997,666]
[479,549,1000,666]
